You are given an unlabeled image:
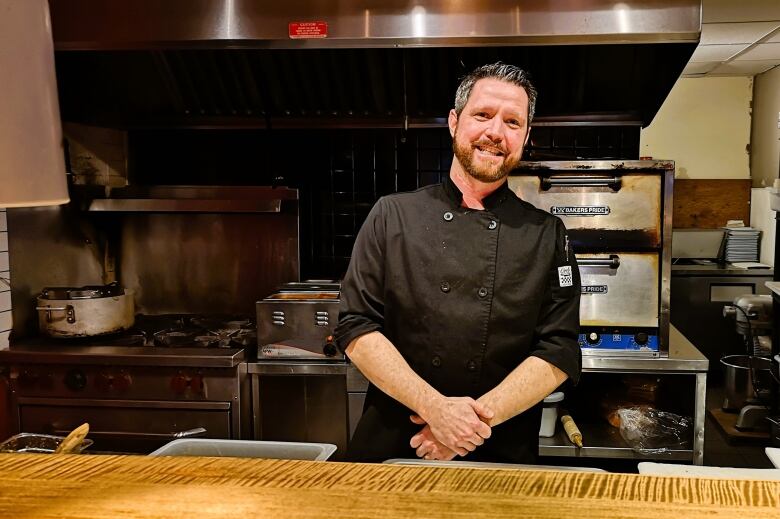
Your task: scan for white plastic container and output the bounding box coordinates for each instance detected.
[149,439,337,461]
[539,391,564,437]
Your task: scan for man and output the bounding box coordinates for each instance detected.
[334,62,581,463]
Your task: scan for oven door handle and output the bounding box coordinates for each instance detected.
[540,175,621,191]
[52,427,208,440]
[576,255,620,269]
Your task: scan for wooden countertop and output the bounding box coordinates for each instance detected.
[2,454,780,518]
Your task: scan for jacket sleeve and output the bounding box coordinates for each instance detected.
[334,197,387,352]
[529,218,582,384]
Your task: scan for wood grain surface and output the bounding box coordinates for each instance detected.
[673,179,751,228]
[0,453,779,518]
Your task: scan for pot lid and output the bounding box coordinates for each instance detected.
[40,281,125,300]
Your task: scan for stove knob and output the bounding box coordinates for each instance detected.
[171,373,188,394]
[95,372,113,392]
[190,373,205,395]
[64,369,87,392]
[586,332,600,345]
[635,332,649,346]
[323,336,338,357]
[114,372,132,392]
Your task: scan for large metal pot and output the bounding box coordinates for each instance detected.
[35,282,134,337]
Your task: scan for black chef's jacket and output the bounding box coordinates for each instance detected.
[335,174,581,463]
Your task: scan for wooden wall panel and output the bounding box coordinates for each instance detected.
[672,179,751,229]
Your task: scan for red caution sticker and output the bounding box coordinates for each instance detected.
[289,21,328,39]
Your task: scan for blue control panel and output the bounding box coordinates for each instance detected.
[578,332,659,353]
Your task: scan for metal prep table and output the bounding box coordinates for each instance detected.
[250,325,708,464]
[540,325,708,465]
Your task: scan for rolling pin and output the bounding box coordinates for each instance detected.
[560,414,583,448]
[54,423,90,454]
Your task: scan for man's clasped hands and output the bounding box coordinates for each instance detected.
[409,396,494,460]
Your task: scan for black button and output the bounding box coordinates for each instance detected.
[635,332,649,345]
[478,287,488,298]
[431,355,442,368]
[466,360,478,372]
[488,220,497,230]
[440,282,450,293]
[443,211,453,221]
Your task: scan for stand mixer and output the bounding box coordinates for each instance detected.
[722,294,775,430]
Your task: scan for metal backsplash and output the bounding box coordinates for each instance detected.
[7,201,298,337]
[7,206,105,338]
[119,213,297,315]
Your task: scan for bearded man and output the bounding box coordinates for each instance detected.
[335,63,581,463]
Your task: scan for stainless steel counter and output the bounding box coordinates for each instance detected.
[672,264,773,277]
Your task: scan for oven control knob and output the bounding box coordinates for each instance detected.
[64,369,87,392]
[95,372,113,392]
[586,332,600,345]
[171,373,188,394]
[323,336,338,357]
[634,332,649,346]
[114,372,132,392]
[190,373,205,395]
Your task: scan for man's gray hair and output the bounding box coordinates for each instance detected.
[453,62,537,123]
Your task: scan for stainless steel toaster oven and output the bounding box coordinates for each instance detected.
[256,281,343,361]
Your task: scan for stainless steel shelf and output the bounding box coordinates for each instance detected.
[539,421,693,461]
[80,186,298,214]
[88,198,283,213]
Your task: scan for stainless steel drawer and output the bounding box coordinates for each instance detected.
[578,252,659,328]
[509,173,662,248]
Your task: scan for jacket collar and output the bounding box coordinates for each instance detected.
[442,171,512,211]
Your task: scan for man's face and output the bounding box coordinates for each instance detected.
[449,78,531,183]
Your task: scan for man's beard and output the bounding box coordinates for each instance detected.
[452,133,522,183]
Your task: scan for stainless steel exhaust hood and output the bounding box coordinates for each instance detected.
[49,0,700,128]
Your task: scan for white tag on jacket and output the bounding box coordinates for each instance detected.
[558,265,573,287]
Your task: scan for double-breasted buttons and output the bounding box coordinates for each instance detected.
[431,355,442,368]
[466,360,478,372]
[478,287,488,298]
[440,282,450,293]
[443,211,454,221]
[488,220,498,230]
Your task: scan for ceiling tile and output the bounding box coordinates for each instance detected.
[701,22,780,45]
[709,60,779,75]
[689,44,746,62]
[703,0,780,23]
[682,62,720,75]
[736,43,780,61]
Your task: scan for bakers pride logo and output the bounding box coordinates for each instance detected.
[551,206,610,217]
[582,285,608,294]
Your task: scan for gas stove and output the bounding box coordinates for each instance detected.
[41,314,257,350]
[0,314,253,453]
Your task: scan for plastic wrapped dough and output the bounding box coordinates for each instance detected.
[617,407,692,454]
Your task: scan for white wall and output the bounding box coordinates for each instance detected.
[640,76,753,179]
[0,209,9,348]
[750,65,780,188]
